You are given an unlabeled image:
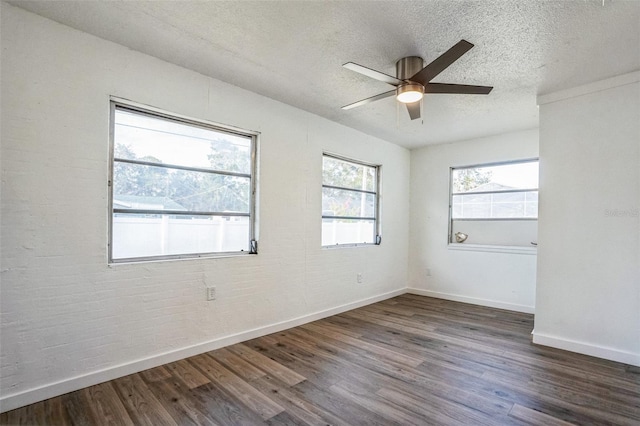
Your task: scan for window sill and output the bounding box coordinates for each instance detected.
[322,243,379,250]
[109,251,256,265]
[447,243,537,255]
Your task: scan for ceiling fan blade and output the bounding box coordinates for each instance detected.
[425,83,493,95]
[342,90,396,110]
[410,40,474,85]
[343,62,403,86]
[406,101,421,120]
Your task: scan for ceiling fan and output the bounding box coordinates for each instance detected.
[342,40,493,120]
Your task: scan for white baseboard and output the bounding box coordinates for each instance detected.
[0,288,405,413]
[406,288,535,314]
[532,332,640,367]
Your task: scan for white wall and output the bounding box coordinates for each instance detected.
[409,129,539,313]
[534,72,640,366]
[0,3,410,411]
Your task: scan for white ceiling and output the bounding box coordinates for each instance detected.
[10,0,640,149]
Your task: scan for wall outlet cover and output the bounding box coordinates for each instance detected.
[206,287,216,301]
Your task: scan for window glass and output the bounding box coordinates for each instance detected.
[451,160,539,220]
[112,214,250,259]
[321,218,376,246]
[110,102,257,262]
[114,109,251,173]
[322,156,376,192]
[452,191,538,219]
[113,164,251,213]
[322,154,380,246]
[322,188,376,218]
[452,161,538,193]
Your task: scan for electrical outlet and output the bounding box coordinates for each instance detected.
[426,268,432,276]
[357,273,363,283]
[206,287,216,301]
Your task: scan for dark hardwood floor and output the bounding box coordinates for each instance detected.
[2,294,639,425]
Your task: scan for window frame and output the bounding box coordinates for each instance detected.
[448,158,539,245]
[321,152,382,248]
[108,98,259,263]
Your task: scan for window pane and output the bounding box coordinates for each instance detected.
[321,218,375,245]
[322,156,376,191]
[452,161,538,193]
[525,201,538,218]
[322,187,375,218]
[110,102,257,261]
[114,108,251,174]
[452,191,538,219]
[113,162,250,213]
[112,214,250,259]
[321,154,379,247]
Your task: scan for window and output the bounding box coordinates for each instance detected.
[322,154,380,246]
[109,101,257,262]
[449,159,538,247]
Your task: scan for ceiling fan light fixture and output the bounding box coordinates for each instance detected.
[396,83,424,103]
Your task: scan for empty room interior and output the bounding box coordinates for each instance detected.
[1,1,639,425]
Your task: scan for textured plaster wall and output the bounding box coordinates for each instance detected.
[534,73,640,366]
[0,3,410,408]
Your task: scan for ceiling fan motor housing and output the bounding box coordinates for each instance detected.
[396,56,425,103]
[396,56,424,80]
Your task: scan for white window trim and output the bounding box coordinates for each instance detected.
[448,243,537,255]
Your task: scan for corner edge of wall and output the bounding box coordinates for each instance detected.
[537,71,640,106]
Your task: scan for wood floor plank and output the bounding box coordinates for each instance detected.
[290,379,391,426]
[329,380,425,426]
[190,353,284,420]
[263,410,307,426]
[376,386,509,426]
[191,381,268,425]
[357,327,489,378]
[255,332,369,391]
[142,377,218,426]
[140,365,171,383]
[344,305,436,331]
[482,370,640,425]
[226,343,306,386]
[483,354,640,408]
[0,396,73,426]
[244,336,343,389]
[83,382,134,426]
[368,300,418,317]
[503,349,640,393]
[268,328,406,393]
[509,403,576,426]
[209,347,268,381]
[62,388,99,425]
[301,321,424,367]
[2,294,639,425]
[249,375,345,426]
[112,373,177,425]
[166,358,211,389]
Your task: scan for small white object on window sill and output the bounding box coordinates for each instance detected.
[448,243,537,255]
[454,232,468,243]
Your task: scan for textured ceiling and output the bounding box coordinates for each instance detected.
[10,0,640,149]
